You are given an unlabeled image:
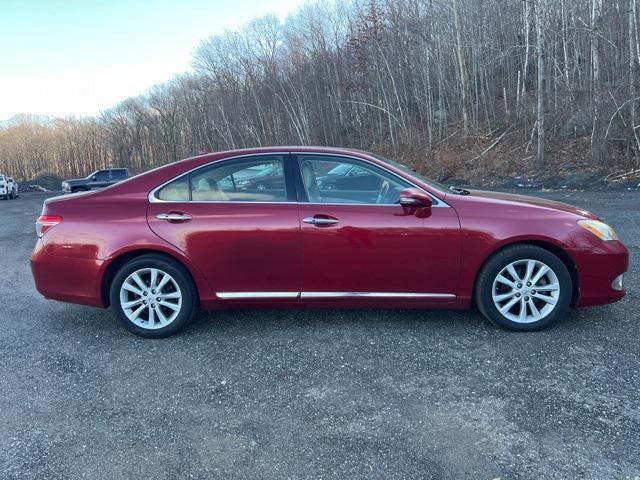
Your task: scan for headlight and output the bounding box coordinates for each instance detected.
[578,220,619,241]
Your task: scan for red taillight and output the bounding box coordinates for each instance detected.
[36,215,62,238]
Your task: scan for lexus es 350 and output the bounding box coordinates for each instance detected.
[30,147,628,338]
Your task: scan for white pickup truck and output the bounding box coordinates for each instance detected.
[0,175,19,200]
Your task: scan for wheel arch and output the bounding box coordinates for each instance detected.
[473,239,580,307]
[100,248,203,308]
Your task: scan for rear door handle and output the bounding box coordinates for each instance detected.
[302,216,339,226]
[156,213,193,222]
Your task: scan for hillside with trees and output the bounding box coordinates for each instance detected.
[1,0,639,186]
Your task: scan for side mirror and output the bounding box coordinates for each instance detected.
[91,175,97,181]
[398,188,432,209]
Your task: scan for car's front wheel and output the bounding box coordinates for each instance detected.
[110,254,198,338]
[475,245,572,331]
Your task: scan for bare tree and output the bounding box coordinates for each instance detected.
[535,0,546,165]
[1,0,639,181]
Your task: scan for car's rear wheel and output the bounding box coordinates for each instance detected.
[475,245,572,331]
[109,254,198,338]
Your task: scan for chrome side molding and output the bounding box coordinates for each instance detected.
[300,292,456,299]
[217,292,456,300]
[216,292,300,299]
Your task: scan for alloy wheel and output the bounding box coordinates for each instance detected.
[119,268,182,330]
[491,259,560,324]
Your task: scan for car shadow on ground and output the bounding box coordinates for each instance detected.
[48,301,591,343]
[184,306,587,340]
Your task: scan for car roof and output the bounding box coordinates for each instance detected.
[89,146,447,202]
[190,146,376,165]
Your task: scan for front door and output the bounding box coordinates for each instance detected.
[295,154,461,299]
[147,155,301,297]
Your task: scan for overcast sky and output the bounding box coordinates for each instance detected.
[0,0,306,121]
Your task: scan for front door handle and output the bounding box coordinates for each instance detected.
[303,216,339,226]
[156,213,193,222]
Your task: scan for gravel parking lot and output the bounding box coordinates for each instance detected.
[0,190,638,479]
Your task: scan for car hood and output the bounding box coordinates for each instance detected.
[464,189,598,219]
[63,178,86,185]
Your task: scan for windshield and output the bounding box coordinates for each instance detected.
[368,153,449,192]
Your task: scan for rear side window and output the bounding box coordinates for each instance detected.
[157,176,190,201]
[112,169,127,180]
[156,156,287,202]
[94,170,110,181]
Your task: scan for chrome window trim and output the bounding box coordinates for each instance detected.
[295,153,447,207]
[148,152,290,204]
[216,292,456,300]
[148,151,450,208]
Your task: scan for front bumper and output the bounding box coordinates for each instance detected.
[571,241,629,307]
[30,239,105,308]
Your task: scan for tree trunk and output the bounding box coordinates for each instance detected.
[630,0,637,127]
[591,0,603,163]
[452,0,470,136]
[535,0,545,165]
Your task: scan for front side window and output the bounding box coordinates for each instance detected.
[156,156,287,202]
[298,156,411,205]
[368,152,449,193]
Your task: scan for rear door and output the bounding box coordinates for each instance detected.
[147,154,302,298]
[295,154,461,299]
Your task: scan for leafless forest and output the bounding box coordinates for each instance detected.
[2,0,640,183]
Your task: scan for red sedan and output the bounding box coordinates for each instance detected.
[30,147,628,337]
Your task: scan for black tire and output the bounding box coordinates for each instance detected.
[475,244,572,331]
[109,254,198,338]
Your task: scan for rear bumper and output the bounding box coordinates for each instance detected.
[571,241,628,307]
[30,239,105,308]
